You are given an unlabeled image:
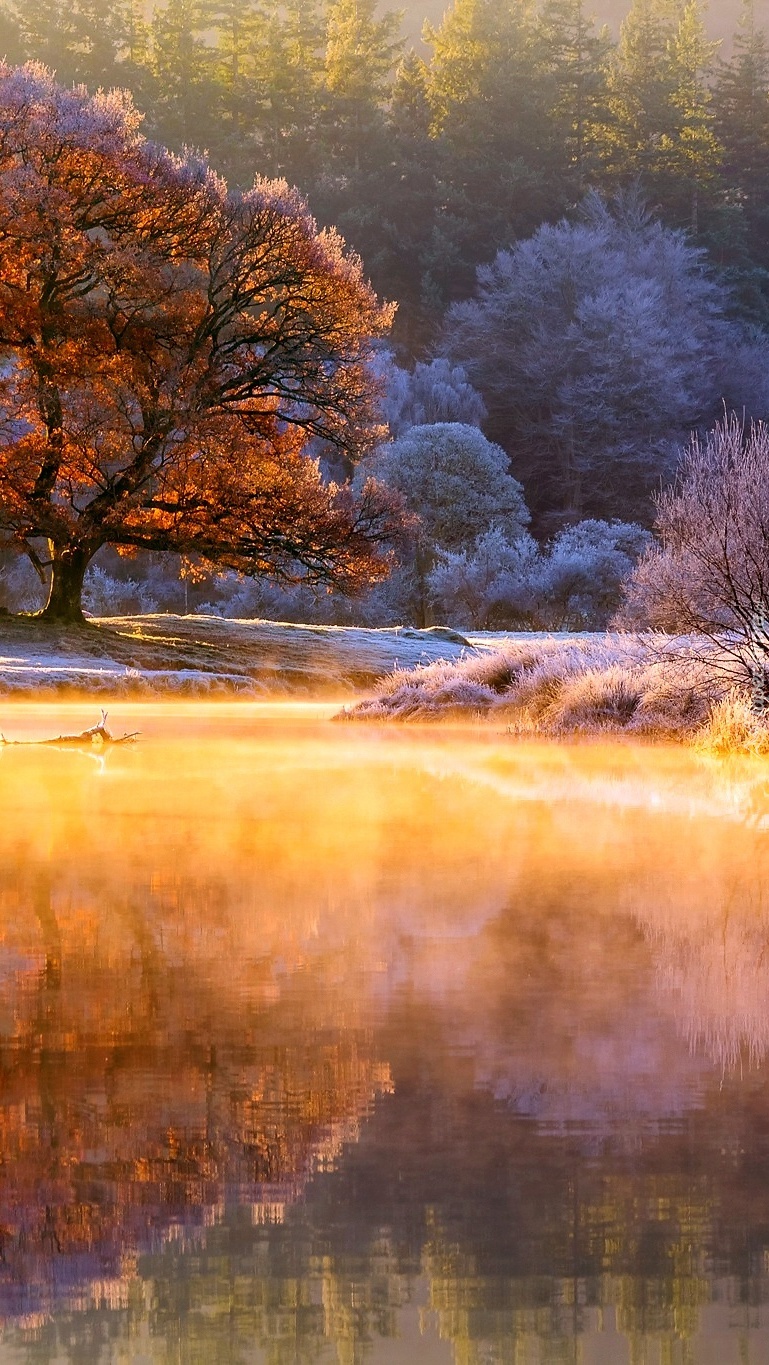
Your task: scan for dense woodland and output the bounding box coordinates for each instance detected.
[3,0,769,342]
[4,0,769,627]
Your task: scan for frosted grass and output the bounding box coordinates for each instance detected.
[344,632,769,749]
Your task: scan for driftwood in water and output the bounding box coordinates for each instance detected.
[0,709,140,748]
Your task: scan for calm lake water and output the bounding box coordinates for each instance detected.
[1,703,769,1363]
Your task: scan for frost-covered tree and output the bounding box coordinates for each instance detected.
[620,413,769,683]
[363,423,529,553]
[360,422,530,626]
[438,191,731,523]
[377,354,487,437]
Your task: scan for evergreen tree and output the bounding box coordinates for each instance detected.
[600,0,720,229]
[322,0,402,171]
[0,4,26,65]
[10,0,79,81]
[665,0,721,232]
[150,0,217,147]
[600,0,676,184]
[319,49,442,349]
[715,1,769,228]
[253,0,326,184]
[709,2,769,319]
[209,0,264,150]
[423,0,566,304]
[384,52,443,342]
[536,0,612,190]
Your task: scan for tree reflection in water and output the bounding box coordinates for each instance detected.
[0,709,767,1362]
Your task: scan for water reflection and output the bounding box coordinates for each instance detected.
[1,706,769,1361]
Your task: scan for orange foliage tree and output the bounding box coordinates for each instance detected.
[0,64,400,622]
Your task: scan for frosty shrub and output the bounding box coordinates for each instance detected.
[83,566,160,617]
[531,520,653,629]
[620,413,769,685]
[438,190,732,521]
[428,519,650,629]
[377,353,487,436]
[199,564,416,626]
[427,528,540,628]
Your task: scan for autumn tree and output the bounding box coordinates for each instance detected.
[0,65,400,623]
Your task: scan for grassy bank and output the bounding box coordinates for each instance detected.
[4,616,767,752]
[0,614,472,696]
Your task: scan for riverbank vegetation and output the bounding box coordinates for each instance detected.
[341,632,769,751]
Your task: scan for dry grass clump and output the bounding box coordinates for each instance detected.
[696,692,769,754]
[543,665,644,731]
[630,656,717,735]
[345,632,764,745]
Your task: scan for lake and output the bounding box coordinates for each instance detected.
[0,702,769,1363]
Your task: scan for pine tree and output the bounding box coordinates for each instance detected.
[323,0,402,171]
[536,0,612,190]
[599,0,720,229]
[0,4,26,65]
[209,0,263,141]
[254,0,326,184]
[715,0,769,218]
[423,0,564,303]
[70,0,135,88]
[353,50,442,347]
[11,0,79,81]
[710,0,769,318]
[150,0,216,148]
[665,0,721,232]
[599,0,676,185]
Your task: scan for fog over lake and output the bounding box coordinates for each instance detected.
[0,703,768,1362]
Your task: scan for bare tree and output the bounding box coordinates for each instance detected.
[621,412,769,690]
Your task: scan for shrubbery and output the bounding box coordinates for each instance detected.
[428,520,651,630]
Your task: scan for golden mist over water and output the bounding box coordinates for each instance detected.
[0,703,769,1360]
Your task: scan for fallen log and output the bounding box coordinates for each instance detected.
[0,710,140,747]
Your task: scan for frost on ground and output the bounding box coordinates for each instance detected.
[0,614,474,696]
[342,632,769,749]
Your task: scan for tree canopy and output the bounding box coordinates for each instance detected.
[0,64,399,622]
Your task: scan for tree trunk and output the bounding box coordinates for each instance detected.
[39,546,92,624]
[414,542,433,629]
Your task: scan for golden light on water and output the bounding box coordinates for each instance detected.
[2,703,769,1359]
